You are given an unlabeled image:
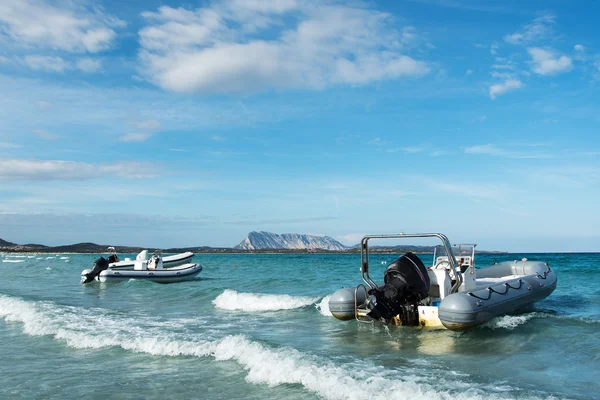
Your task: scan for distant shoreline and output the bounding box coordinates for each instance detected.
[5,249,597,255]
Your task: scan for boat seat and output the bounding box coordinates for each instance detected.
[427,269,451,300]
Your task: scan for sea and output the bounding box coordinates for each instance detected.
[0,252,598,400]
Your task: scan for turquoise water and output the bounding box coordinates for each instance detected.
[1,252,598,400]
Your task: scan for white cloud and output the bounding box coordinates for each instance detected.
[127,119,161,130]
[22,55,70,72]
[76,58,102,73]
[489,79,523,99]
[504,14,555,45]
[0,142,21,149]
[574,44,585,52]
[0,0,124,53]
[138,1,430,93]
[0,158,157,181]
[403,146,425,153]
[212,135,225,141]
[36,101,52,109]
[121,119,161,142]
[119,133,153,143]
[336,233,365,245]
[32,129,57,140]
[527,47,572,76]
[465,69,473,75]
[429,150,447,157]
[464,144,553,159]
[469,115,487,123]
[368,138,386,145]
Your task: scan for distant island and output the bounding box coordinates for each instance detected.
[0,231,506,254]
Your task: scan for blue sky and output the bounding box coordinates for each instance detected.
[1,0,599,252]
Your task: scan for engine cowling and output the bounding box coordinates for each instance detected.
[367,252,430,325]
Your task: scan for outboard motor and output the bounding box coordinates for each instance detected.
[81,257,109,283]
[367,252,430,325]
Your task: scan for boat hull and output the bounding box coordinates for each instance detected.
[96,263,202,283]
[109,252,194,270]
[438,261,557,331]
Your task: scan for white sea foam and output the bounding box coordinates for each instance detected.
[45,257,54,259]
[46,267,52,270]
[213,290,319,312]
[2,259,25,263]
[36,257,43,260]
[60,256,69,260]
[0,295,548,400]
[315,295,333,317]
[484,314,537,330]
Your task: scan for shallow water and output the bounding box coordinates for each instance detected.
[1,252,598,399]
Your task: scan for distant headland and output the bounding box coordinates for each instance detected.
[0,231,506,254]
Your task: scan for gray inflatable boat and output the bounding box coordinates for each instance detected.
[328,233,557,331]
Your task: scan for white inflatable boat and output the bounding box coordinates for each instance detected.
[106,248,194,269]
[81,252,202,284]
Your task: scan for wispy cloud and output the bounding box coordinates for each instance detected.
[464,144,553,159]
[336,233,365,245]
[22,55,70,73]
[504,14,555,45]
[424,179,503,200]
[225,216,338,225]
[0,142,22,149]
[526,166,600,188]
[119,133,153,143]
[0,159,158,181]
[0,0,124,53]
[120,119,161,142]
[76,58,102,73]
[489,79,523,99]
[32,129,57,140]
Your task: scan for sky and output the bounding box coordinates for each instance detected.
[1,0,599,252]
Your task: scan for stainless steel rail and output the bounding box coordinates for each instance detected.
[360,233,463,293]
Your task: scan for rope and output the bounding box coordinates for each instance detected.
[468,279,523,300]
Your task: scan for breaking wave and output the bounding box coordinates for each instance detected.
[484,312,600,330]
[0,294,540,400]
[213,290,319,312]
[315,295,333,317]
[2,259,25,263]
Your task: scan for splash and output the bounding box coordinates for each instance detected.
[212,290,319,312]
[315,295,333,317]
[484,314,537,330]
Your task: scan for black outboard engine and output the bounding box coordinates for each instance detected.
[82,257,109,283]
[367,252,430,325]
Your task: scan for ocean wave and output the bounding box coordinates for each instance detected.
[484,314,537,330]
[0,295,558,400]
[212,290,319,312]
[484,312,600,330]
[2,259,25,263]
[60,257,69,260]
[315,295,333,317]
